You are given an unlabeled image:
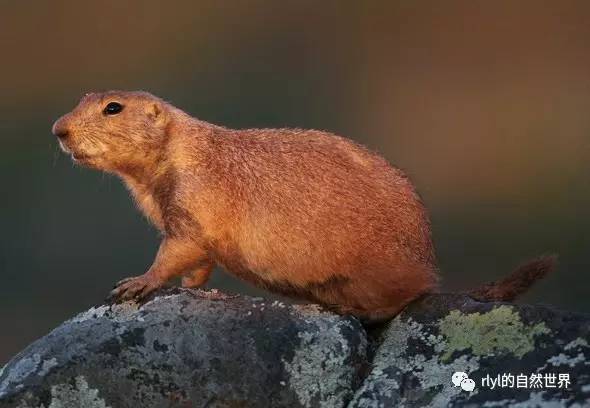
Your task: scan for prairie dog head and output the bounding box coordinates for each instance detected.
[52,91,170,173]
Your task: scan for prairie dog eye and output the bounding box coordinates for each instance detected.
[103,102,123,115]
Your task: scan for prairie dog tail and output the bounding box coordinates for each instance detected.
[468,254,557,302]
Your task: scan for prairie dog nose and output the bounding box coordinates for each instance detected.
[52,116,70,139]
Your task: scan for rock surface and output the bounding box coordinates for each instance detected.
[0,289,367,408]
[350,294,590,408]
[1,290,589,407]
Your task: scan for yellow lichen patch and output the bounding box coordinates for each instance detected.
[438,306,550,361]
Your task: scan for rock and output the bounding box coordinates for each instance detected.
[0,289,367,408]
[350,294,590,408]
[2,291,589,408]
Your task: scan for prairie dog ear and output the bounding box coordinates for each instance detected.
[146,102,166,126]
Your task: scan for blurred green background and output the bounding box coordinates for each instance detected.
[1,0,589,364]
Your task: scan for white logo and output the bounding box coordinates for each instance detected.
[452,371,476,392]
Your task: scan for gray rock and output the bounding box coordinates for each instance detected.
[2,290,589,408]
[0,289,367,408]
[350,294,590,408]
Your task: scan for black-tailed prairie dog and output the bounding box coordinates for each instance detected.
[52,91,555,321]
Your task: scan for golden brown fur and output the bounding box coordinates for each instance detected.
[51,91,552,321]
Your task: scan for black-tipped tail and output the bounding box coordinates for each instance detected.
[468,254,557,302]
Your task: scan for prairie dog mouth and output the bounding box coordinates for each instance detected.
[72,153,91,161]
[58,139,70,154]
[58,140,101,162]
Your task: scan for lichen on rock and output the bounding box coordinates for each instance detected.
[439,305,550,360]
[349,294,590,407]
[0,289,367,408]
[283,319,366,407]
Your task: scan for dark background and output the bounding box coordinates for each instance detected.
[1,1,589,364]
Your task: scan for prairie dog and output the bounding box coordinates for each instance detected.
[52,91,554,321]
